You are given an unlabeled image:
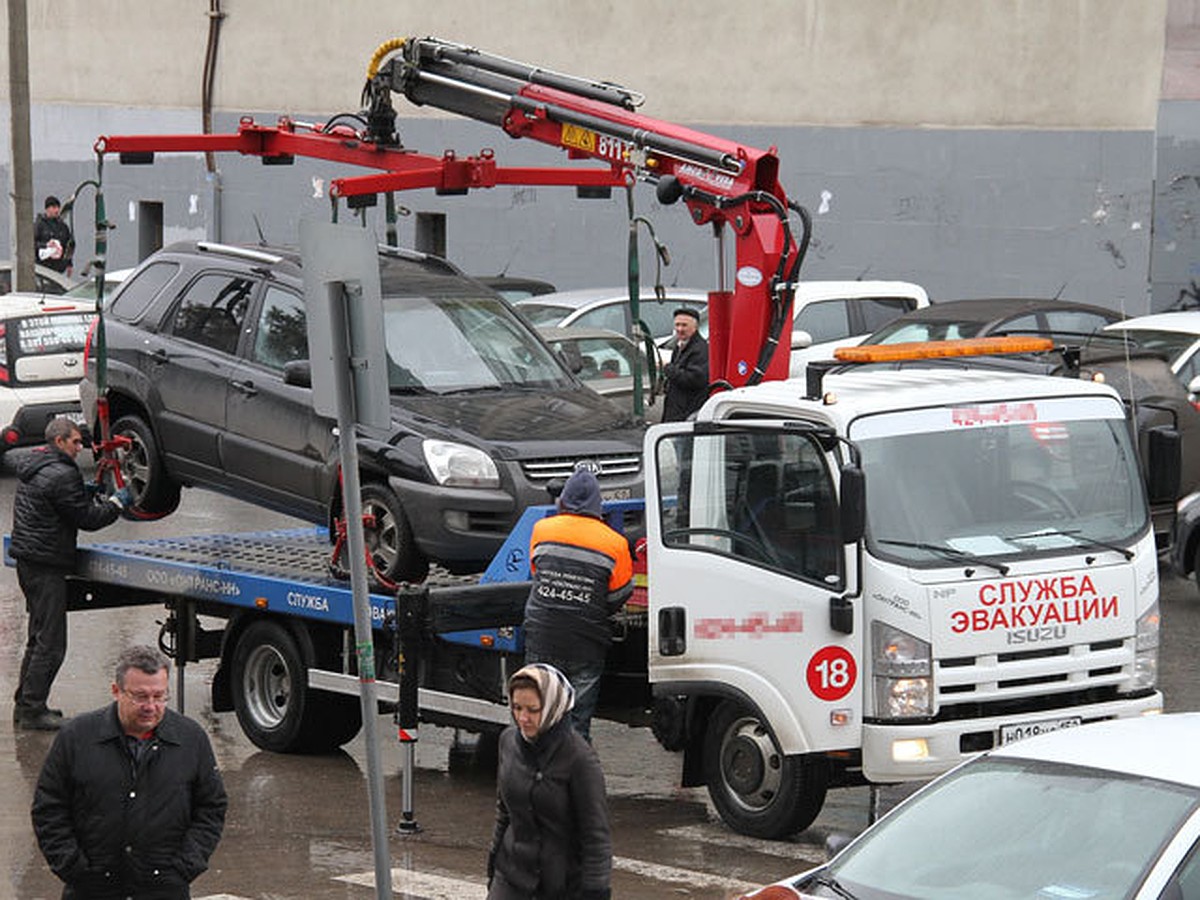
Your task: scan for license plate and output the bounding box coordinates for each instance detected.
[601,487,633,501]
[999,716,1082,745]
[63,411,86,425]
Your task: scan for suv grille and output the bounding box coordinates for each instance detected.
[521,453,642,482]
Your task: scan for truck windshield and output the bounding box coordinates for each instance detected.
[851,396,1147,566]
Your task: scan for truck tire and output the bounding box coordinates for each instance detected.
[230,619,362,753]
[332,483,430,586]
[109,414,181,514]
[703,699,829,839]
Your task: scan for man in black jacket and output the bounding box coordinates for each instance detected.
[661,307,709,421]
[32,645,227,900]
[11,417,131,731]
[34,195,74,276]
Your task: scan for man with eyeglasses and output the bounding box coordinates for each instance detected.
[11,416,133,731]
[32,645,227,899]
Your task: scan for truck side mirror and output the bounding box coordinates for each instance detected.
[1146,425,1182,503]
[839,464,866,543]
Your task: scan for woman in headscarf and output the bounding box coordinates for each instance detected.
[486,663,612,900]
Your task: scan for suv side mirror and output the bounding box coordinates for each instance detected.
[839,464,866,543]
[282,359,312,388]
[791,329,814,351]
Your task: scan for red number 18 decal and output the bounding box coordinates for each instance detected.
[807,645,857,701]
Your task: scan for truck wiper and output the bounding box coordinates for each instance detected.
[1006,529,1134,561]
[877,538,1011,575]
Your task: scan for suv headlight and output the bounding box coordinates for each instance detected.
[872,621,932,719]
[423,439,500,488]
[1129,602,1160,691]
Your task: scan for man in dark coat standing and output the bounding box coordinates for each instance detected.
[34,196,75,276]
[661,307,709,421]
[11,417,131,731]
[32,645,227,900]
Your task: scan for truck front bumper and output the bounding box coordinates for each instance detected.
[862,690,1163,783]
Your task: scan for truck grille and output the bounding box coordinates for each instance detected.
[521,452,642,482]
[935,637,1133,716]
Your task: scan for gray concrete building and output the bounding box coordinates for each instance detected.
[2,1,1195,311]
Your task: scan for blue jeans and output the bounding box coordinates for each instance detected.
[523,653,604,742]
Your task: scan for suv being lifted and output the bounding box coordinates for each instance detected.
[80,241,644,582]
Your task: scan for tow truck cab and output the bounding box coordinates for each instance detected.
[644,364,1167,838]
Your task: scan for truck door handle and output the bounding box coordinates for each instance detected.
[658,607,687,656]
[230,379,258,397]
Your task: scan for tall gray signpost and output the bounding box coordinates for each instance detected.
[300,219,392,899]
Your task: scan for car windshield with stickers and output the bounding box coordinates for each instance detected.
[853,396,1147,569]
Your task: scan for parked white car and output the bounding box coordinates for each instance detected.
[786,280,930,375]
[0,297,97,455]
[740,713,1200,900]
[1106,310,1200,403]
[650,280,930,372]
[514,286,709,350]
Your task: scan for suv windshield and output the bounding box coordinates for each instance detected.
[852,395,1147,565]
[383,294,573,393]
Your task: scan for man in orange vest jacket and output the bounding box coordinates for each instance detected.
[523,469,633,741]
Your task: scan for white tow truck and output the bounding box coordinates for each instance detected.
[640,339,1170,837]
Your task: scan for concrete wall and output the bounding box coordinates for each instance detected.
[0,1,1170,311]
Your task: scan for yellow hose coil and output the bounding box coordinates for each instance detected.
[366,37,407,80]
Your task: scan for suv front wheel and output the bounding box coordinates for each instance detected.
[331,482,430,587]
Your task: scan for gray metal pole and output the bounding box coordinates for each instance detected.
[327,281,393,900]
[7,0,36,291]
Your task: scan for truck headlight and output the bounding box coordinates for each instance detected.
[423,439,500,488]
[872,621,932,719]
[1130,602,1160,691]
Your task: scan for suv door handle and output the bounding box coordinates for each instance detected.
[230,379,258,397]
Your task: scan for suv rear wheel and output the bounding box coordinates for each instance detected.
[110,414,182,514]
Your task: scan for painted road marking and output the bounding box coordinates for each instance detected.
[613,856,759,893]
[661,823,828,864]
[339,857,760,896]
[336,869,487,898]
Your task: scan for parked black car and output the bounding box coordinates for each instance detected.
[861,296,1124,345]
[80,241,643,582]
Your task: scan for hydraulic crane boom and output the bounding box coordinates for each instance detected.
[369,37,810,387]
[93,36,811,388]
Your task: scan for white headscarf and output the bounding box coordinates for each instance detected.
[508,663,575,740]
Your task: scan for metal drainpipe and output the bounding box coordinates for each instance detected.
[202,0,226,242]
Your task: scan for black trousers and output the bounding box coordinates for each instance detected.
[13,561,69,716]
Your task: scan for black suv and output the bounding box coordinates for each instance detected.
[80,241,643,581]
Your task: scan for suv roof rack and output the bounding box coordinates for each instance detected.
[196,242,285,265]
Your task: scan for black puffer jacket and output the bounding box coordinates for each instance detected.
[488,719,612,900]
[31,704,227,900]
[10,447,120,569]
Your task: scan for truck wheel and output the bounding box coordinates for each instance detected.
[333,483,430,586]
[109,414,181,514]
[230,619,361,753]
[703,700,829,839]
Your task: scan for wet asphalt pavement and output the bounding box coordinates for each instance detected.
[2,452,1199,899]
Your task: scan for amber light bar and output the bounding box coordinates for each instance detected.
[835,336,1055,363]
